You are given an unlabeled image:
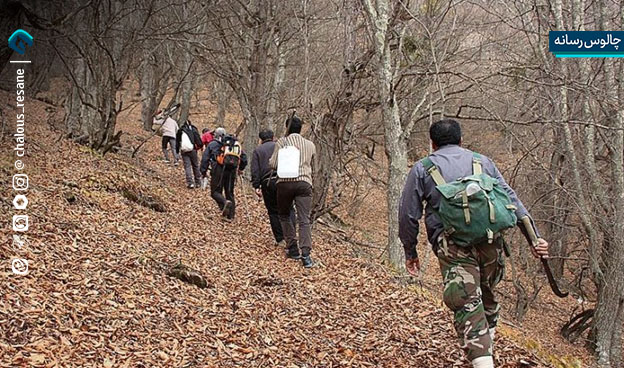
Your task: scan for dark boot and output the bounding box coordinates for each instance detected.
[222,200,232,217]
[286,246,300,260]
[301,255,316,268]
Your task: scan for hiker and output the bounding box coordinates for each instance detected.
[251,129,297,247]
[154,111,179,166]
[201,128,248,220]
[398,119,549,368]
[269,116,317,268]
[200,127,224,191]
[176,119,203,189]
[200,127,225,177]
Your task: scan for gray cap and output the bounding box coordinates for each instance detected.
[214,127,226,138]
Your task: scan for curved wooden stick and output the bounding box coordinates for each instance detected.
[521,216,569,298]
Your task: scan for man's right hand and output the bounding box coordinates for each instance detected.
[255,188,262,198]
[406,257,420,276]
[531,238,549,259]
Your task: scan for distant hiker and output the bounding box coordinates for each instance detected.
[176,119,203,189]
[201,128,248,220]
[251,129,296,247]
[154,112,179,166]
[201,128,214,148]
[269,116,317,268]
[398,119,549,368]
[200,127,225,191]
[201,127,226,176]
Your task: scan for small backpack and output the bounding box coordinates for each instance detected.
[217,135,241,170]
[422,152,518,247]
[277,146,300,178]
[180,131,194,153]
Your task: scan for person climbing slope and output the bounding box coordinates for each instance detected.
[251,128,296,247]
[201,128,247,220]
[269,116,317,268]
[153,111,179,166]
[176,119,203,189]
[398,119,549,368]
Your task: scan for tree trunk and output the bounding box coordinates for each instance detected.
[140,56,158,131]
[267,35,286,132]
[178,52,194,125]
[243,2,271,168]
[363,0,408,270]
[590,1,624,365]
[214,78,231,128]
[311,113,337,221]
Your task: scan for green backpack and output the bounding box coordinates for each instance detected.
[421,152,518,247]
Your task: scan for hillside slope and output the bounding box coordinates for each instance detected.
[0,93,554,367]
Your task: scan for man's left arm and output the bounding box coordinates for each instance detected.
[485,157,549,257]
[250,150,261,189]
[484,157,532,224]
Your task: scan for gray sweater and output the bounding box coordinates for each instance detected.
[398,144,535,259]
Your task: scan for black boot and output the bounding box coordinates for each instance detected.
[285,246,300,260]
[222,200,232,217]
[301,255,316,268]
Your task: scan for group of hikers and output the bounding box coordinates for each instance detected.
[154,112,317,268]
[155,110,549,368]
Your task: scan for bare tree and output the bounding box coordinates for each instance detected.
[55,0,159,154]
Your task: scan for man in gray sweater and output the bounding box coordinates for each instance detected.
[398,119,549,368]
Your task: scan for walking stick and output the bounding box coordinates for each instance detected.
[521,216,569,298]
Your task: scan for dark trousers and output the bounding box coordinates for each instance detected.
[277,181,313,257]
[211,165,236,219]
[181,150,201,186]
[161,136,179,163]
[261,178,296,243]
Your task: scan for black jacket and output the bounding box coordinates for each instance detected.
[175,122,202,154]
[251,140,276,189]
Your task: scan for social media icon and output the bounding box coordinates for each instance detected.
[12,215,28,232]
[11,258,29,275]
[12,234,25,250]
[8,29,33,55]
[12,174,28,191]
[13,194,28,209]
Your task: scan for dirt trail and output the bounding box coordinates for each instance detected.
[0,94,551,367]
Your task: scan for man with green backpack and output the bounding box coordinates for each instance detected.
[398,119,549,368]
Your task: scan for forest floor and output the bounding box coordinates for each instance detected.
[0,89,595,367]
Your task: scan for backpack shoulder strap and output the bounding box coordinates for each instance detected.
[420,156,446,185]
[472,152,482,175]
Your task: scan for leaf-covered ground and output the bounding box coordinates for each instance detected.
[0,93,560,367]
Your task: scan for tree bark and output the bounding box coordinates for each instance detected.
[362,0,408,270]
[266,34,286,132]
[243,0,271,168]
[214,78,231,128]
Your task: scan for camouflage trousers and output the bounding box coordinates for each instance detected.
[436,237,506,361]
